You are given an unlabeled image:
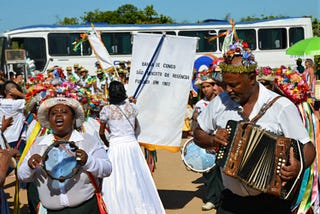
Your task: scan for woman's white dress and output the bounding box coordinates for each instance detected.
[100,101,165,214]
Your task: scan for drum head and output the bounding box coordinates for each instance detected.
[181,138,216,173]
[43,141,80,182]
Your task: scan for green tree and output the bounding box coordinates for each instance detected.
[240,15,287,22]
[312,18,319,36]
[56,17,79,25]
[57,4,173,25]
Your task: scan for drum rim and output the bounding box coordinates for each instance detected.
[42,140,81,182]
[181,138,216,173]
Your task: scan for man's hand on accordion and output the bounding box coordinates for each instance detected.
[213,128,230,147]
[280,147,301,185]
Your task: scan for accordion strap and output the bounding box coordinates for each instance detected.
[250,96,282,123]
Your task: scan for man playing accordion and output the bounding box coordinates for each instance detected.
[193,40,316,214]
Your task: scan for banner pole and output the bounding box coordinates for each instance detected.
[133,34,166,99]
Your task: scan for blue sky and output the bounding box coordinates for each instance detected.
[0,0,319,33]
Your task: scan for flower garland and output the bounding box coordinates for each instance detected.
[274,67,309,104]
[25,71,110,117]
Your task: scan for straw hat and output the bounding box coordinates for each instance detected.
[37,97,85,128]
[194,71,215,87]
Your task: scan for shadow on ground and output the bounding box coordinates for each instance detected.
[159,181,206,209]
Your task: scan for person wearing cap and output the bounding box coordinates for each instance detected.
[18,96,112,213]
[65,66,79,84]
[94,68,107,95]
[73,63,79,71]
[65,66,72,75]
[78,67,95,93]
[95,61,101,70]
[192,63,225,211]
[193,40,315,213]
[73,65,82,83]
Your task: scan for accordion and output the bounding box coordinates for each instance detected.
[216,120,304,199]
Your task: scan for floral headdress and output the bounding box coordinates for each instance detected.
[274,67,309,104]
[219,41,257,73]
[194,69,215,87]
[40,81,89,106]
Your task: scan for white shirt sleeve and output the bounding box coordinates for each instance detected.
[81,133,112,178]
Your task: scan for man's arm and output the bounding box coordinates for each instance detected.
[193,122,215,149]
[99,123,109,147]
[302,141,316,168]
[193,122,229,149]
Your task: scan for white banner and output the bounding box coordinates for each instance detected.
[87,30,113,70]
[127,33,197,151]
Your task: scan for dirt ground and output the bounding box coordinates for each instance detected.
[3,138,217,214]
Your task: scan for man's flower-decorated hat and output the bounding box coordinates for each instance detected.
[219,40,258,73]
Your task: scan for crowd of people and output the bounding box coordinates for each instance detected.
[0,39,319,214]
[0,60,165,214]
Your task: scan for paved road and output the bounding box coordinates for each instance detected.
[4,138,217,214]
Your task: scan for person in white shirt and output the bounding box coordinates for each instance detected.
[193,41,315,214]
[0,81,26,154]
[18,96,112,213]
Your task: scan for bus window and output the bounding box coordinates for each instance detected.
[101,32,132,55]
[11,37,46,71]
[165,31,176,35]
[236,29,256,50]
[178,30,217,52]
[48,33,91,56]
[258,28,287,50]
[289,27,304,46]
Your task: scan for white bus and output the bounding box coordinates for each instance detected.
[0,17,313,76]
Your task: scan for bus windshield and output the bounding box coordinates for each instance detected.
[11,37,47,71]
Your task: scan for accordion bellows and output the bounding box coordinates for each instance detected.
[216,120,304,199]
